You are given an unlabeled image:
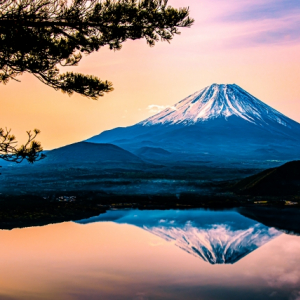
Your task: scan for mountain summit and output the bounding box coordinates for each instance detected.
[141,84,290,127]
[87,84,300,163]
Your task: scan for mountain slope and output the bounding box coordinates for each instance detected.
[133,146,171,161]
[145,223,279,264]
[234,160,300,196]
[40,142,143,165]
[86,84,300,162]
[140,84,294,129]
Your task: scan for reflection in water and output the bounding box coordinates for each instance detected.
[0,209,300,300]
[77,209,281,264]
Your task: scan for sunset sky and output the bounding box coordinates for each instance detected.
[1,0,300,150]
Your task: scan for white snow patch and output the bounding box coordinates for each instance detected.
[140,84,293,129]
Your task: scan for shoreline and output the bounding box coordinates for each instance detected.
[0,191,299,230]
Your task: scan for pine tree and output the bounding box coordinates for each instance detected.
[0,0,194,99]
[0,0,193,163]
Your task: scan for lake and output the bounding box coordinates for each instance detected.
[0,209,300,300]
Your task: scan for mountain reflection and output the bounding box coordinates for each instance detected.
[77,209,281,264]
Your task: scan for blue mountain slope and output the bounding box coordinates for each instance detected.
[40,142,143,165]
[86,84,300,161]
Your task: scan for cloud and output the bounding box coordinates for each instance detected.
[222,0,300,22]
[147,105,176,114]
[219,0,300,46]
[223,18,300,48]
[250,25,300,46]
[191,0,300,49]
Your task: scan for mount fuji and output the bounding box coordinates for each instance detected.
[77,209,281,264]
[87,84,300,162]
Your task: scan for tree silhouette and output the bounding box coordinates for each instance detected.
[0,0,194,99]
[0,128,45,165]
[0,0,193,164]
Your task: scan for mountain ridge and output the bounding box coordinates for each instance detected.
[39,141,143,165]
[234,160,300,196]
[145,223,280,264]
[140,84,294,128]
[86,84,300,163]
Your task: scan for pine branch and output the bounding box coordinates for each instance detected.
[0,0,194,99]
[0,128,45,164]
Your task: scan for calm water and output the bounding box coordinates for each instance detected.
[1,209,300,300]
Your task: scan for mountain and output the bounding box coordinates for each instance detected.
[77,209,281,264]
[234,160,300,196]
[145,223,278,264]
[86,84,300,163]
[140,83,295,128]
[39,142,143,165]
[133,146,171,161]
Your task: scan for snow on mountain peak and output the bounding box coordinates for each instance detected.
[77,210,282,265]
[140,84,289,127]
[144,223,280,264]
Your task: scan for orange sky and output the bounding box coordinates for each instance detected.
[1,0,300,150]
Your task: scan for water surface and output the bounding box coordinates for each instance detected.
[0,209,300,300]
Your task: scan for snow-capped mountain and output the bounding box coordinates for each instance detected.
[76,209,281,264]
[145,223,280,264]
[86,84,300,162]
[140,84,291,127]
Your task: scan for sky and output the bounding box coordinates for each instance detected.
[1,0,300,149]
